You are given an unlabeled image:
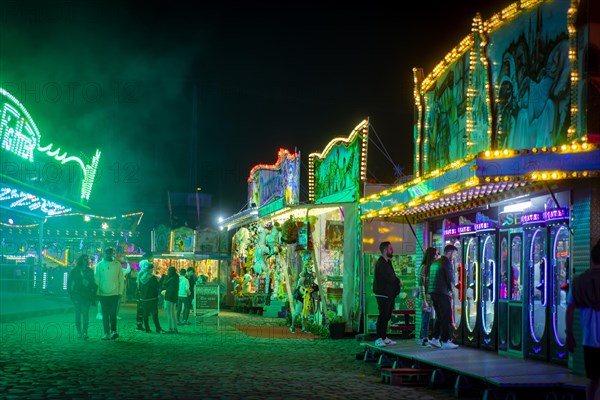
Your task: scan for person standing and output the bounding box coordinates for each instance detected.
[176,268,190,326]
[373,241,402,347]
[183,267,198,325]
[290,265,315,334]
[418,247,439,347]
[95,248,124,340]
[566,239,600,400]
[428,244,459,350]
[163,267,179,333]
[68,255,97,340]
[138,261,167,334]
[115,256,131,319]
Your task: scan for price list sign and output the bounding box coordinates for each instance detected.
[195,283,220,317]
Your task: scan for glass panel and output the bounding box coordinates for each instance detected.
[498,302,508,351]
[500,235,509,300]
[482,235,496,335]
[554,226,570,346]
[510,235,522,301]
[530,229,547,341]
[465,237,478,333]
[509,305,523,351]
[451,238,462,329]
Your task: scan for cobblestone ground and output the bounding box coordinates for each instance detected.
[0,304,457,399]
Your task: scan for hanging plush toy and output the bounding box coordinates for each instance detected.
[281,217,298,244]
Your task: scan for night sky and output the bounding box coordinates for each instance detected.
[0,0,513,229]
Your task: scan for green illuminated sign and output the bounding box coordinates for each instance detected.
[0,88,101,203]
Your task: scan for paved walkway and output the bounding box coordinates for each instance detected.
[0,300,458,399]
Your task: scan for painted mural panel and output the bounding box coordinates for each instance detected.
[247,149,300,207]
[489,0,571,150]
[469,37,491,156]
[313,141,360,202]
[423,52,469,174]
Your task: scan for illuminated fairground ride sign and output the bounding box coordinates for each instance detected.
[0,185,72,216]
[308,119,369,203]
[247,148,300,208]
[0,88,101,204]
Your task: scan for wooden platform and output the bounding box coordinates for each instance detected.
[360,341,588,394]
[380,367,432,386]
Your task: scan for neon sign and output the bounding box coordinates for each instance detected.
[475,222,496,231]
[444,227,459,236]
[0,186,72,216]
[0,88,101,203]
[458,225,474,234]
[521,212,543,225]
[543,208,569,221]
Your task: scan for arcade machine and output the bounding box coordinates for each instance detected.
[522,210,549,362]
[444,222,464,344]
[498,208,524,357]
[545,207,570,365]
[476,220,498,351]
[459,222,479,347]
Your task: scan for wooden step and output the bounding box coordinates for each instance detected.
[380,368,432,386]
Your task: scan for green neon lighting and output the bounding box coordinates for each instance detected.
[0,88,101,203]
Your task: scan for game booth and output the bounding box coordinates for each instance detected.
[359,0,599,388]
[222,123,368,334]
[150,225,230,316]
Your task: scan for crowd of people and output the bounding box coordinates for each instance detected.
[67,248,199,340]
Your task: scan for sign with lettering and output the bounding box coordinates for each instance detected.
[0,186,71,216]
[444,227,459,236]
[0,88,101,203]
[521,212,543,225]
[475,222,496,231]
[499,211,522,227]
[458,225,474,234]
[543,208,569,222]
[195,283,220,317]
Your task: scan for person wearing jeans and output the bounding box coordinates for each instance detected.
[176,268,190,326]
[418,247,439,347]
[373,241,402,348]
[428,244,459,350]
[95,248,124,340]
[163,267,179,333]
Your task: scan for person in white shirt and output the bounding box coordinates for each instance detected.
[176,268,190,326]
[94,248,124,340]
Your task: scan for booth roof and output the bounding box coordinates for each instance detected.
[360,143,600,221]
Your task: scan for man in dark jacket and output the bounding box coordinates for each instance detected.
[138,262,166,334]
[566,239,600,400]
[428,244,459,349]
[373,241,402,347]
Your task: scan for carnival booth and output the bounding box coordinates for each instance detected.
[224,121,368,334]
[359,0,599,379]
[306,120,369,333]
[361,191,418,338]
[151,225,230,312]
[223,148,301,316]
[0,87,105,295]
